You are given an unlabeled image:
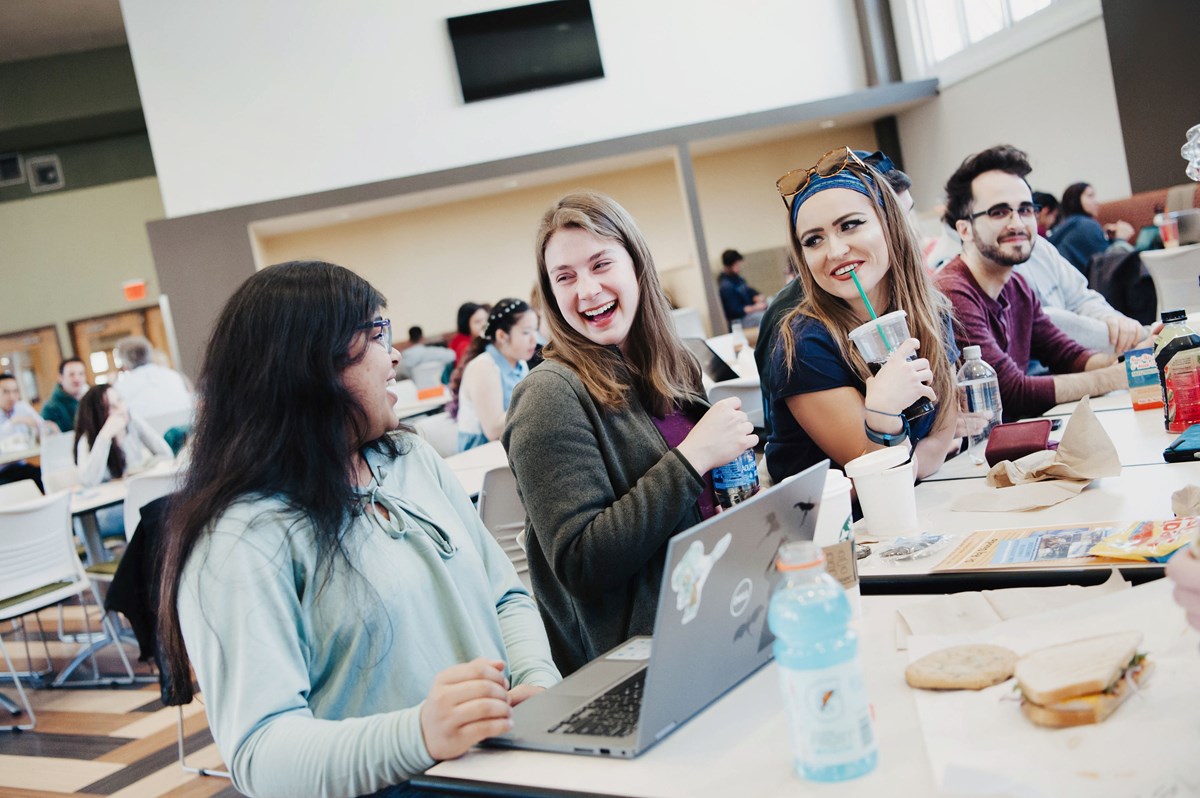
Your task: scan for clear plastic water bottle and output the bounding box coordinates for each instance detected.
[711,449,759,509]
[768,541,877,782]
[956,345,1003,451]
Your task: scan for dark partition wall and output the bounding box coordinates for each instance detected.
[1101,0,1200,193]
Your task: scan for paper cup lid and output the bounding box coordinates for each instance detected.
[823,468,852,494]
[843,447,910,477]
[848,310,908,342]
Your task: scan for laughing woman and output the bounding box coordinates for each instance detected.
[765,148,959,483]
[158,261,558,798]
[504,192,757,676]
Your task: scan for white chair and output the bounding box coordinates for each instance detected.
[413,412,459,458]
[0,492,136,730]
[1141,244,1200,319]
[142,408,193,437]
[39,431,79,493]
[0,479,41,506]
[477,466,532,592]
[708,378,765,430]
[122,466,183,542]
[411,361,446,391]
[671,307,708,340]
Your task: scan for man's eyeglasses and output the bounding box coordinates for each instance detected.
[360,318,392,351]
[776,147,868,209]
[969,202,1040,223]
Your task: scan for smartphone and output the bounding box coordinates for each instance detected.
[1049,418,1063,431]
[1164,424,1200,463]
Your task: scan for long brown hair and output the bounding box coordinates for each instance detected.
[534,191,702,416]
[777,155,956,427]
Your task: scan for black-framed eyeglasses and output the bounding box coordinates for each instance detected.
[360,318,392,351]
[776,146,868,209]
[968,202,1040,223]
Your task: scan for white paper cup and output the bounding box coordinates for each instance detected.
[845,455,919,537]
[814,468,853,548]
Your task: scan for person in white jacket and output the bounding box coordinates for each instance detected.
[73,384,172,488]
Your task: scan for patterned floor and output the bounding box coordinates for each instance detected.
[0,603,239,798]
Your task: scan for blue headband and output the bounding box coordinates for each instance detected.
[790,169,877,227]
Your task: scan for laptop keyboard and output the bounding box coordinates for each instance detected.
[548,671,646,738]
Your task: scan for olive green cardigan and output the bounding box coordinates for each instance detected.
[503,360,708,675]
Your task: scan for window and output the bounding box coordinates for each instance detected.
[893,0,1100,87]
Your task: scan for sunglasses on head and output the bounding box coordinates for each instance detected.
[775,147,869,209]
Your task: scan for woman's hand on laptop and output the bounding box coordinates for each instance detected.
[507,683,546,706]
[420,658,514,760]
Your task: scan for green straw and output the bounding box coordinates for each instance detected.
[850,270,894,352]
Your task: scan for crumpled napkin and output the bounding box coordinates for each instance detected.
[950,397,1121,511]
[1172,484,1200,517]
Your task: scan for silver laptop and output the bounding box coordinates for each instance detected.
[485,460,829,758]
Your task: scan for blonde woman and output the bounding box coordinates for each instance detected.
[765,147,959,482]
[504,191,756,675]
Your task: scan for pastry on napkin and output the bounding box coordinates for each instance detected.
[951,397,1120,511]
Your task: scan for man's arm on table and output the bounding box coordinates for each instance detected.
[1051,353,1126,404]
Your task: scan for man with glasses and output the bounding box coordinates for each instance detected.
[934,145,1136,420]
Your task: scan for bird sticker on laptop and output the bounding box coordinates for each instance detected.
[670,533,732,624]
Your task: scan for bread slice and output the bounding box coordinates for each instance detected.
[1020,659,1153,728]
[1014,631,1142,706]
[905,644,1017,690]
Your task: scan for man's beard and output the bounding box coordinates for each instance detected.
[975,229,1034,267]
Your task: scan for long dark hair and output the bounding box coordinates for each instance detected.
[455,302,481,336]
[74,384,126,478]
[1060,182,1092,219]
[158,260,404,702]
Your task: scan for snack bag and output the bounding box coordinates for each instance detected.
[1124,347,1163,411]
[1087,517,1198,562]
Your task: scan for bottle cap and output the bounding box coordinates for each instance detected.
[776,540,825,572]
[1162,309,1187,324]
[963,345,981,360]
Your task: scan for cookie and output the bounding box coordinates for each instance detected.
[905,644,1017,691]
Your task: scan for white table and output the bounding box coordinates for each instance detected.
[0,444,39,467]
[420,593,934,797]
[926,403,1175,482]
[855,461,1200,591]
[1042,389,1132,416]
[419,583,1198,797]
[69,480,129,564]
[445,440,508,499]
[395,393,449,421]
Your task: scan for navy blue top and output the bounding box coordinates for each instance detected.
[1049,214,1109,273]
[765,314,957,484]
[718,272,760,323]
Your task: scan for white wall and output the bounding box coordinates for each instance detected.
[897,17,1129,213]
[119,0,867,218]
[0,177,165,350]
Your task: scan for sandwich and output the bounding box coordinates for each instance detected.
[1014,631,1152,728]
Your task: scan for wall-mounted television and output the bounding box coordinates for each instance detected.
[447,0,604,104]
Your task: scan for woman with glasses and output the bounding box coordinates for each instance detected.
[1049,182,1135,273]
[158,261,559,798]
[455,298,539,452]
[504,191,757,675]
[765,148,959,483]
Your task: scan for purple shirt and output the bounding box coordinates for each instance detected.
[651,410,717,520]
[934,257,1093,419]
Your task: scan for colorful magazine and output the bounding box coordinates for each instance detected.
[932,522,1154,573]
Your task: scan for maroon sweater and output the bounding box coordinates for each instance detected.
[934,257,1093,419]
